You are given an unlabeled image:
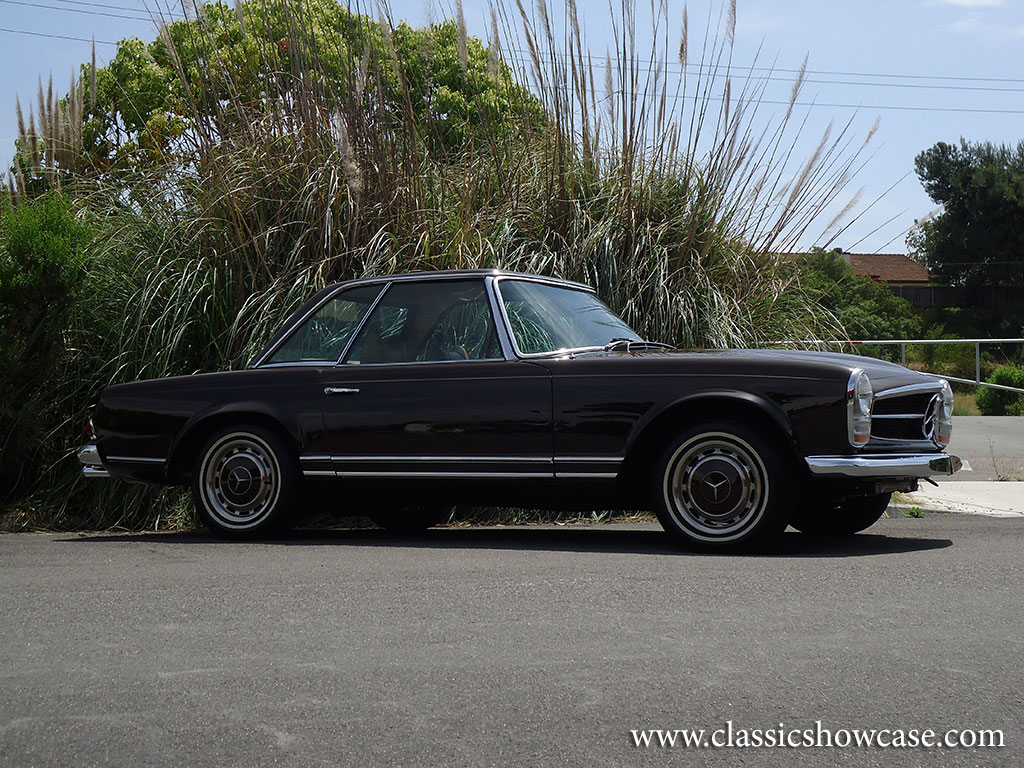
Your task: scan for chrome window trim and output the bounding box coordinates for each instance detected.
[335,282,391,364]
[255,361,333,369]
[484,276,518,361]
[252,282,388,368]
[339,356,507,369]
[252,271,598,368]
[493,275,631,360]
[338,276,508,367]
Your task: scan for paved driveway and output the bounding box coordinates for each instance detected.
[947,416,1024,481]
[1,518,1020,767]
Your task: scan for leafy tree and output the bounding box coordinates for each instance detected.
[77,0,542,174]
[910,139,1024,287]
[795,250,922,340]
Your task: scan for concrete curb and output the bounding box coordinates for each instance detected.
[892,481,1024,518]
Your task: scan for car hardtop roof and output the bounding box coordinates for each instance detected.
[329,268,595,293]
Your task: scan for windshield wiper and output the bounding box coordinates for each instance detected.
[603,338,673,352]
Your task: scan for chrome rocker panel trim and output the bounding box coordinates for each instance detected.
[805,453,962,478]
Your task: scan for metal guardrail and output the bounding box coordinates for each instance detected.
[779,338,1024,395]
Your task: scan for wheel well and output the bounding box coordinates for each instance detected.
[619,397,801,498]
[167,412,297,484]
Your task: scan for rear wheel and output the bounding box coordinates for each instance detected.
[790,492,891,536]
[191,425,297,539]
[653,421,792,550]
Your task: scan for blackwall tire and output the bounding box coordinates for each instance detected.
[653,421,792,550]
[191,426,297,539]
[790,492,891,536]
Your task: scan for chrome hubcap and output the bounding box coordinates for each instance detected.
[202,434,279,528]
[665,433,768,540]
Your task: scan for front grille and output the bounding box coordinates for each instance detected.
[871,389,940,444]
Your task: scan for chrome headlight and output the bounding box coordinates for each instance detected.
[847,369,872,447]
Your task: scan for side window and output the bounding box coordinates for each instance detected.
[267,284,382,364]
[345,279,501,364]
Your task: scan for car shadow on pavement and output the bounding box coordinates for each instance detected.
[61,526,953,558]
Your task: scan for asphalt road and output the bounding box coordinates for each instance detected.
[1,517,1021,767]
[946,416,1024,481]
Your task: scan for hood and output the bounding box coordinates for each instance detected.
[568,347,936,393]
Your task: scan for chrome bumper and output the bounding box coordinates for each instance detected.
[78,444,110,478]
[805,453,962,478]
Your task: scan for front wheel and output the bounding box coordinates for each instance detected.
[653,422,792,550]
[790,492,891,536]
[191,426,298,539]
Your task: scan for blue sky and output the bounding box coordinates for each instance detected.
[2,0,1023,253]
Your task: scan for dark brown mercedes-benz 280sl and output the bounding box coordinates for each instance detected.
[78,269,961,548]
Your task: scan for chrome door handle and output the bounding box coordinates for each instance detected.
[324,387,359,396]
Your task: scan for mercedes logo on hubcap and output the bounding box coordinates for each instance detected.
[702,471,731,503]
[227,466,253,495]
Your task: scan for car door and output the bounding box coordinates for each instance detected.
[307,278,553,479]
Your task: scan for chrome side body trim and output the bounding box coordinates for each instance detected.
[805,453,962,478]
[314,471,553,479]
[104,455,166,464]
[299,454,624,479]
[298,454,624,464]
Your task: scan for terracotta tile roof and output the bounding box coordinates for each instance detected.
[843,253,931,284]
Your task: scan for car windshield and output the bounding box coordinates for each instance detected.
[498,279,639,355]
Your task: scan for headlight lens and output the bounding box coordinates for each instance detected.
[856,373,873,415]
[935,379,953,446]
[848,369,872,447]
[940,379,954,422]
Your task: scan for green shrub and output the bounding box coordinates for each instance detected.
[975,365,1024,416]
[0,193,92,500]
